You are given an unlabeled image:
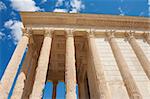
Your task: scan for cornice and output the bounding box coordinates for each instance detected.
[20,12,150,31]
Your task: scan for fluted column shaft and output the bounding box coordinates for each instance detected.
[0,83,6,99]
[65,31,77,99]
[30,31,52,99]
[107,33,142,99]
[52,81,58,99]
[0,33,29,97]
[12,42,33,99]
[87,32,111,99]
[21,43,34,75]
[22,50,38,98]
[127,33,150,80]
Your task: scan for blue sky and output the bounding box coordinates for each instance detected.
[0,0,149,99]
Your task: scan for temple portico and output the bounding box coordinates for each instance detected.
[0,12,150,99]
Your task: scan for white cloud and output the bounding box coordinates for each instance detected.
[41,0,47,3]
[139,11,144,16]
[56,0,64,7]
[0,32,5,40]
[10,0,42,11]
[118,7,125,16]
[70,0,85,13]
[0,1,6,11]
[53,8,68,13]
[4,20,23,44]
[10,11,17,17]
[54,0,85,13]
[65,1,70,7]
[70,9,78,13]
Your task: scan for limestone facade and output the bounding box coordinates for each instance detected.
[0,12,150,99]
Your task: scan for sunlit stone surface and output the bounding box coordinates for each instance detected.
[0,12,150,99]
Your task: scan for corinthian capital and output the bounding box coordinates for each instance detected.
[106,30,115,41]
[143,32,150,41]
[22,28,32,37]
[66,29,74,37]
[44,29,53,37]
[87,29,95,38]
[124,31,135,41]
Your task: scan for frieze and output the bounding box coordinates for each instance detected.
[21,12,150,31]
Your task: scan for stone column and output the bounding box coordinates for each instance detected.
[126,32,150,80]
[78,75,90,99]
[107,32,142,99]
[30,30,52,99]
[21,36,35,75]
[87,31,111,99]
[65,30,77,99]
[144,33,150,45]
[12,38,33,99]
[0,82,6,99]
[0,32,29,97]
[22,50,38,99]
[52,81,58,99]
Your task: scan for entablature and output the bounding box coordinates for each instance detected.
[20,12,150,31]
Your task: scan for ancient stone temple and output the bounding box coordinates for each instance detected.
[0,12,150,99]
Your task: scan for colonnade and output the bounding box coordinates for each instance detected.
[0,29,150,99]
